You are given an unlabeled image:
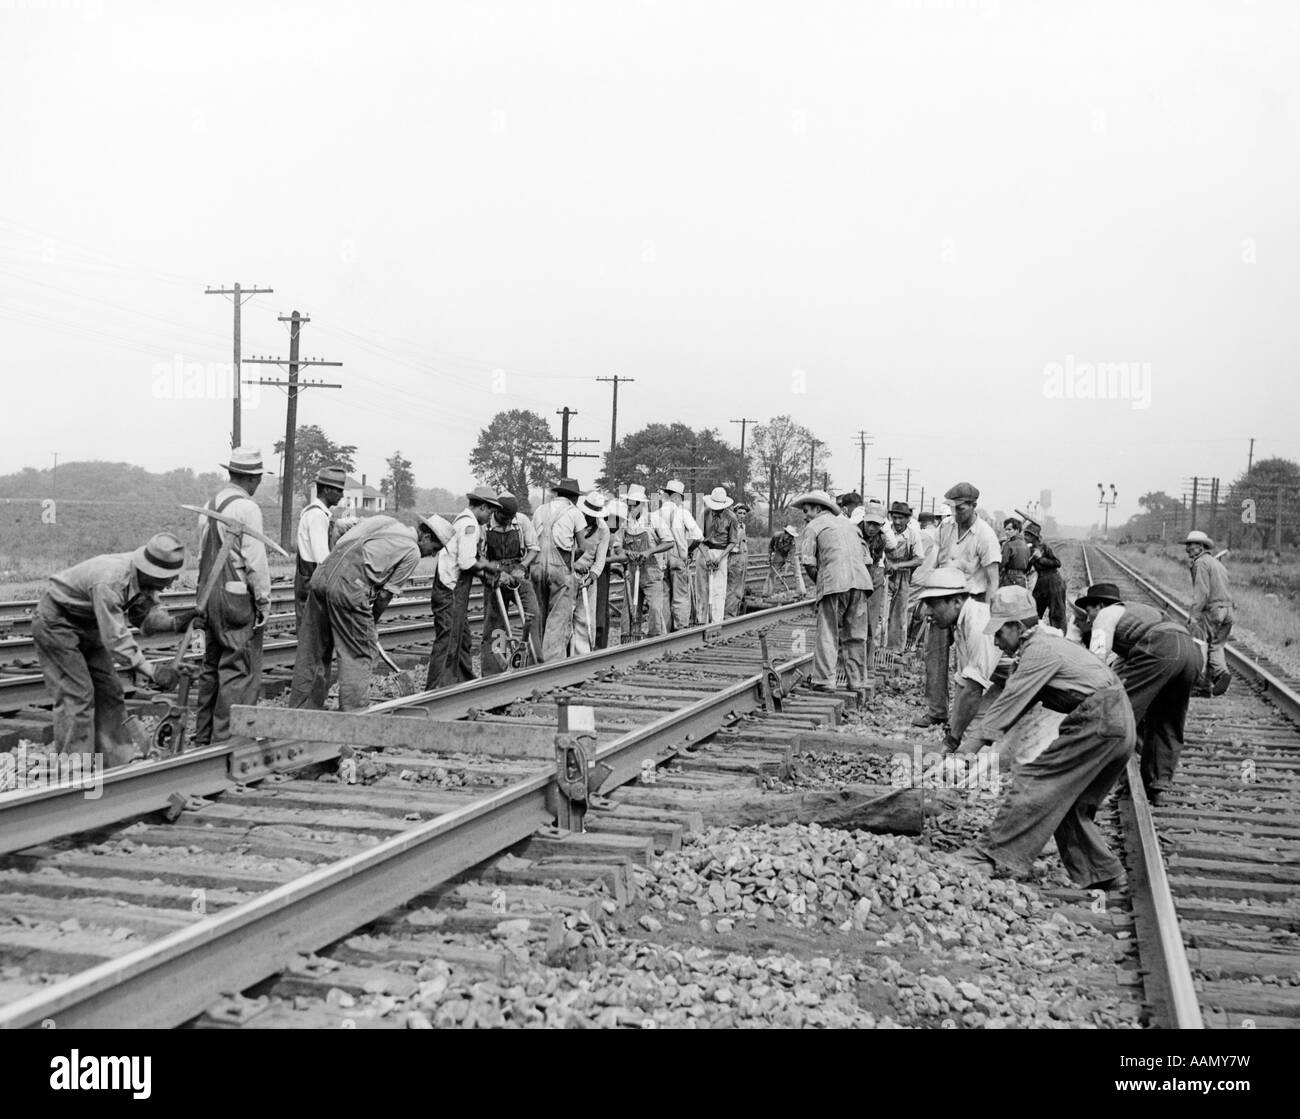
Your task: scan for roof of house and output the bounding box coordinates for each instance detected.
[344,475,385,499]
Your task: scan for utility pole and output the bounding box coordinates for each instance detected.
[904,468,912,507]
[730,417,758,496]
[808,440,818,490]
[243,311,342,549]
[205,282,274,448]
[855,431,873,499]
[596,376,634,471]
[918,485,925,513]
[549,409,598,484]
[1248,437,1255,474]
[882,457,899,508]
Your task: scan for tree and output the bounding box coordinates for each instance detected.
[747,416,829,531]
[469,410,554,498]
[600,424,742,498]
[272,425,357,498]
[383,452,415,512]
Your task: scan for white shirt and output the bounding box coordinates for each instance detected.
[1087,603,1126,666]
[198,484,271,604]
[296,497,332,564]
[935,516,1001,596]
[436,508,481,589]
[654,500,702,559]
[952,598,1003,691]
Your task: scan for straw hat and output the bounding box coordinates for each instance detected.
[703,486,733,511]
[419,514,455,546]
[133,533,186,580]
[219,447,269,475]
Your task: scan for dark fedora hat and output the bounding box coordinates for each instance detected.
[1074,582,1123,609]
[888,501,913,517]
[551,477,581,498]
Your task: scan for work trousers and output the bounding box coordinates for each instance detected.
[480,577,540,675]
[1033,573,1068,633]
[1120,625,1201,793]
[541,563,578,662]
[864,565,886,665]
[724,546,747,618]
[813,589,869,690]
[427,574,476,689]
[293,559,316,628]
[31,597,129,758]
[887,572,911,650]
[924,621,952,720]
[665,553,693,630]
[1188,602,1233,678]
[289,576,376,712]
[976,684,1135,886]
[622,561,666,637]
[194,585,263,745]
[705,550,729,624]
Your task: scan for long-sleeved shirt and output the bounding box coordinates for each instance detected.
[908,527,941,606]
[935,516,1001,596]
[952,597,1002,690]
[1189,553,1231,609]
[198,484,272,604]
[296,496,332,564]
[534,497,588,567]
[579,517,611,578]
[436,508,481,589]
[1001,535,1030,580]
[332,515,422,593]
[978,628,1121,740]
[43,553,175,671]
[799,512,874,597]
[1029,542,1062,576]
[654,500,703,560]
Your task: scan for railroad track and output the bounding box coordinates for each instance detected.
[0,600,833,1028]
[1080,543,1300,1029]
[0,568,784,716]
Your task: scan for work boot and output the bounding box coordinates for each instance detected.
[1211,670,1231,697]
[912,712,943,728]
[1086,871,1128,893]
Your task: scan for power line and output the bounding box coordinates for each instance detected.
[205,282,273,449]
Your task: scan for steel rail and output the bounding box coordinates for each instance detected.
[1081,544,1204,1030]
[1092,544,1300,726]
[0,647,811,1028]
[0,600,812,856]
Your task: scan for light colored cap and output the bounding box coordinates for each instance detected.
[1185,529,1212,546]
[784,525,799,536]
[419,513,455,546]
[915,567,969,600]
[661,479,685,496]
[625,483,648,504]
[133,533,186,580]
[862,508,886,525]
[703,486,733,511]
[578,490,607,518]
[791,490,839,515]
[983,586,1040,634]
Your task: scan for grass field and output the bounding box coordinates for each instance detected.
[1113,543,1300,675]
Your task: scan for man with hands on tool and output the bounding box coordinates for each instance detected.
[32,533,193,763]
[293,513,450,710]
[479,491,541,675]
[193,448,273,746]
[427,488,501,689]
[570,491,610,655]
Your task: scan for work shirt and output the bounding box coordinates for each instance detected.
[935,516,1001,596]
[909,526,941,605]
[623,510,667,568]
[534,497,588,567]
[978,629,1121,740]
[198,484,272,604]
[655,500,703,560]
[1088,602,1171,662]
[1189,553,1232,609]
[333,515,423,592]
[296,497,332,564]
[579,517,611,578]
[43,553,173,671]
[701,508,739,551]
[890,520,924,562]
[952,597,1002,691]
[799,512,874,597]
[436,509,481,589]
[1001,535,1030,581]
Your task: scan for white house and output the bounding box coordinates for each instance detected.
[342,474,386,514]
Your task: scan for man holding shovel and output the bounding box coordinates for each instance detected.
[480,491,540,675]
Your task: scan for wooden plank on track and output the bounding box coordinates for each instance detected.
[230,705,558,758]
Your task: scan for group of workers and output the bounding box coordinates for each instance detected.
[28,445,1240,902]
[789,478,1234,895]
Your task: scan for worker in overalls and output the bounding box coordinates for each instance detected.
[291,514,447,710]
[534,478,589,661]
[428,488,500,689]
[193,448,272,746]
[480,491,540,674]
[621,484,672,636]
[570,491,610,656]
[724,501,751,618]
[294,465,347,627]
[597,499,628,646]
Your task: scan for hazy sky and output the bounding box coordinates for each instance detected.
[3,0,1297,525]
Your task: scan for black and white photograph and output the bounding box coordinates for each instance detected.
[0,0,1296,1064]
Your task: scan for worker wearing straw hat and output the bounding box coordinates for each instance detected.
[570,491,610,655]
[533,477,588,659]
[1183,529,1233,695]
[427,487,501,688]
[620,484,673,636]
[294,464,348,627]
[699,486,739,624]
[194,447,273,746]
[32,533,193,765]
[655,479,703,631]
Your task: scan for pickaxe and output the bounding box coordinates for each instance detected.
[178,503,289,667]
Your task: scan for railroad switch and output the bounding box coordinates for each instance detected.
[554,700,611,833]
[757,634,792,713]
